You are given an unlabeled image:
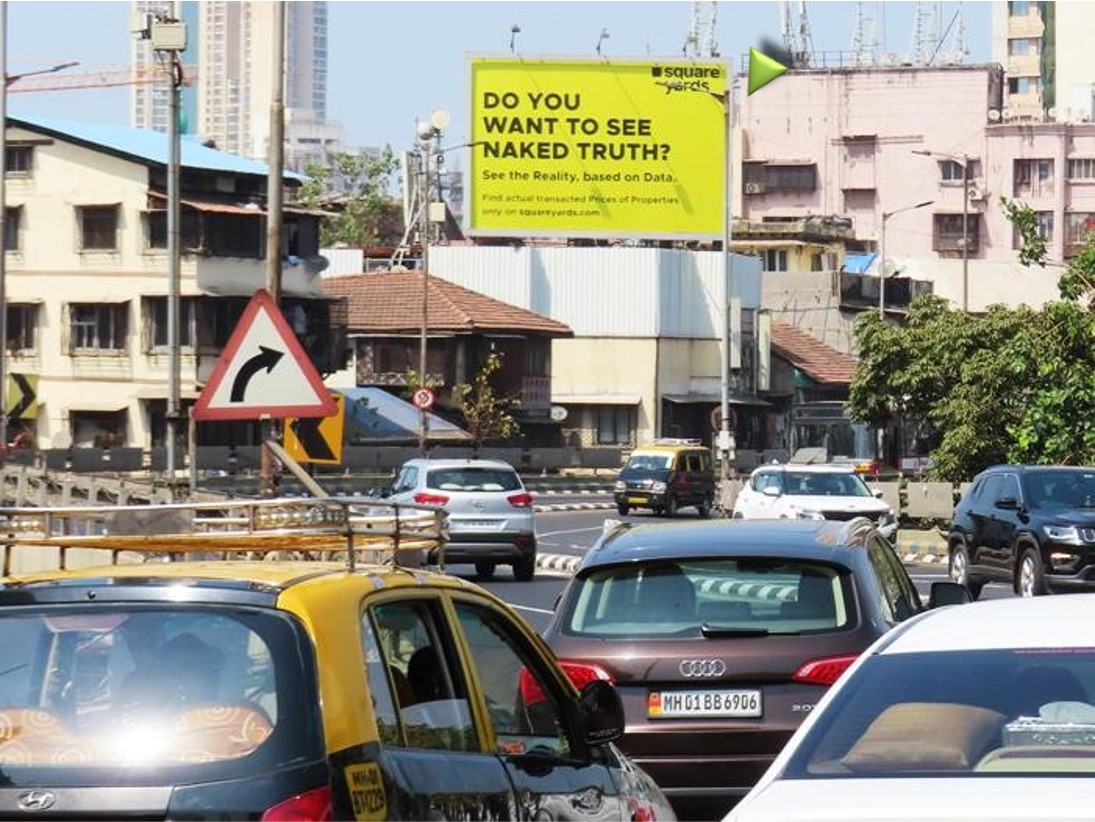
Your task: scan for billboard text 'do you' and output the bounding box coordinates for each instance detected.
[468,57,726,239]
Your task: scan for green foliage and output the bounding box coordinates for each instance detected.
[454,352,521,452]
[1000,196,1048,268]
[297,148,404,248]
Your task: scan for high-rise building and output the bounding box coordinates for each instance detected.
[132,1,338,161]
[130,0,199,133]
[992,0,1095,121]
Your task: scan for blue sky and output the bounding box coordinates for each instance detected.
[7,1,991,160]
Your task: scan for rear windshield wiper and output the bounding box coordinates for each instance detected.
[700,623,770,638]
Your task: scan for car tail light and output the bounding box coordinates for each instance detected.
[262,787,333,821]
[556,659,616,690]
[507,492,534,508]
[519,666,546,705]
[792,654,859,686]
[413,492,449,506]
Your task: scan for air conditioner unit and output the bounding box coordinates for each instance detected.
[1047,106,1059,120]
[968,187,987,202]
[744,182,767,195]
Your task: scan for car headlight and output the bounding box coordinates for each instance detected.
[614,481,626,492]
[793,508,825,521]
[651,481,667,493]
[1044,524,1083,545]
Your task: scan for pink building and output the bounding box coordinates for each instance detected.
[737,63,1095,306]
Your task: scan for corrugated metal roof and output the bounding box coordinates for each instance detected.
[9,110,305,181]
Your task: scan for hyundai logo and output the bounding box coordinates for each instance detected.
[17,790,56,812]
[679,658,727,677]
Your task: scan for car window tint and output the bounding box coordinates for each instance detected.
[979,475,1006,504]
[866,538,918,623]
[684,454,698,472]
[370,600,476,752]
[563,559,854,638]
[454,603,571,758]
[1026,470,1095,508]
[0,607,301,774]
[360,610,400,746]
[784,472,870,497]
[392,465,418,494]
[626,454,672,471]
[785,648,1095,779]
[426,467,521,492]
[753,472,779,492]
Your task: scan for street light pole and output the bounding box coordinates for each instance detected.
[912,149,971,312]
[879,200,934,317]
[717,88,735,483]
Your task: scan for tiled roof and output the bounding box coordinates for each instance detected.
[321,271,573,337]
[9,110,305,180]
[771,323,858,385]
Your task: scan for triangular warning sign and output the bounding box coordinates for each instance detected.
[193,289,336,421]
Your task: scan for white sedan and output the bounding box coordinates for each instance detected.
[725,596,1095,822]
[732,464,897,540]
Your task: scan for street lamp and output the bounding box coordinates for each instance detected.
[879,200,934,316]
[0,6,79,457]
[912,149,971,312]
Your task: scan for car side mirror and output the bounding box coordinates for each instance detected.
[762,486,781,498]
[578,680,624,746]
[995,496,1020,510]
[871,488,884,499]
[928,581,972,608]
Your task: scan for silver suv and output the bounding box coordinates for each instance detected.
[387,458,538,581]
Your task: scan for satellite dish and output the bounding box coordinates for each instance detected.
[1047,106,1058,119]
[429,108,451,132]
[988,109,1001,122]
[882,258,898,277]
[550,405,568,422]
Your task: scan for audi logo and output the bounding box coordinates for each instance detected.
[17,790,56,813]
[679,658,727,677]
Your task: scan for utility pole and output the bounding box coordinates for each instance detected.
[164,5,185,496]
[260,0,286,496]
[0,2,8,463]
[962,152,970,312]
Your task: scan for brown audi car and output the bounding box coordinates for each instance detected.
[542,518,969,819]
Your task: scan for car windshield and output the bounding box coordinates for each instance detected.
[427,467,521,492]
[562,559,854,638]
[785,648,1095,778]
[1024,470,1095,508]
[0,604,313,784]
[624,454,673,471]
[783,471,872,497]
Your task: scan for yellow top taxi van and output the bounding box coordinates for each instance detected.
[614,439,716,518]
[0,497,672,821]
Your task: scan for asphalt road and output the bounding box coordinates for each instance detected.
[458,507,1017,634]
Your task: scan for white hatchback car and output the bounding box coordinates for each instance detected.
[386,458,537,581]
[732,464,897,541]
[725,596,1095,822]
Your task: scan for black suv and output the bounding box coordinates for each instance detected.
[948,465,1095,598]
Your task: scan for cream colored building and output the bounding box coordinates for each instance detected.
[3,111,330,455]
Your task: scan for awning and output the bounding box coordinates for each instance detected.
[135,386,201,400]
[149,191,264,215]
[843,253,877,274]
[335,387,471,442]
[552,394,641,405]
[662,393,771,407]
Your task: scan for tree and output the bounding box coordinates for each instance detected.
[297,148,404,248]
[453,352,521,453]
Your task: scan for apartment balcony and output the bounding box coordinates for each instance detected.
[732,217,855,243]
[1008,14,1045,39]
[519,376,551,414]
[1007,53,1041,77]
[839,272,933,314]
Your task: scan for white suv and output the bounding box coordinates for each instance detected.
[386,458,538,580]
[732,464,897,540]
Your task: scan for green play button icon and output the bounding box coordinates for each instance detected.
[747,47,789,95]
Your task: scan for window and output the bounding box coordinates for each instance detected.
[454,603,571,758]
[390,465,419,495]
[939,159,976,183]
[361,610,401,747]
[867,536,922,622]
[1008,38,1036,55]
[70,409,127,448]
[767,164,817,192]
[1066,213,1095,255]
[78,205,119,251]
[763,249,788,272]
[1013,211,1053,249]
[1008,0,1030,15]
[5,145,32,176]
[4,205,20,251]
[145,297,197,349]
[1008,76,1042,95]
[1068,159,1095,181]
[7,304,37,353]
[1014,159,1054,197]
[369,601,476,752]
[69,303,127,352]
[146,210,202,251]
[933,213,981,254]
[596,406,633,445]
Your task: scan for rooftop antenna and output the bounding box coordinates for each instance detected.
[683,1,700,57]
[797,1,815,67]
[704,1,719,58]
[596,27,610,57]
[509,23,520,54]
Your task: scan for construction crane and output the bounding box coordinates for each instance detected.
[7,63,197,94]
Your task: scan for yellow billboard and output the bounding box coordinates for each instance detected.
[468,57,726,239]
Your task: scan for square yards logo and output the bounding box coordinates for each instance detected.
[650,63,724,92]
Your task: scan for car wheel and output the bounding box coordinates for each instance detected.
[475,562,496,580]
[616,502,630,516]
[513,555,535,582]
[697,499,712,518]
[665,496,678,518]
[949,544,983,601]
[1016,546,1046,598]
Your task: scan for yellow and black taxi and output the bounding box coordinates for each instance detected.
[614,439,716,518]
[0,498,673,820]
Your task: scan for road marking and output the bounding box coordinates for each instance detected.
[538,525,611,538]
[511,604,555,615]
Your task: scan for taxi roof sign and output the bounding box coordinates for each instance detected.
[193,289,336,421]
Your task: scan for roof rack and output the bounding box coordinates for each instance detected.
[0,497,448,577]
[650,438,704,446]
